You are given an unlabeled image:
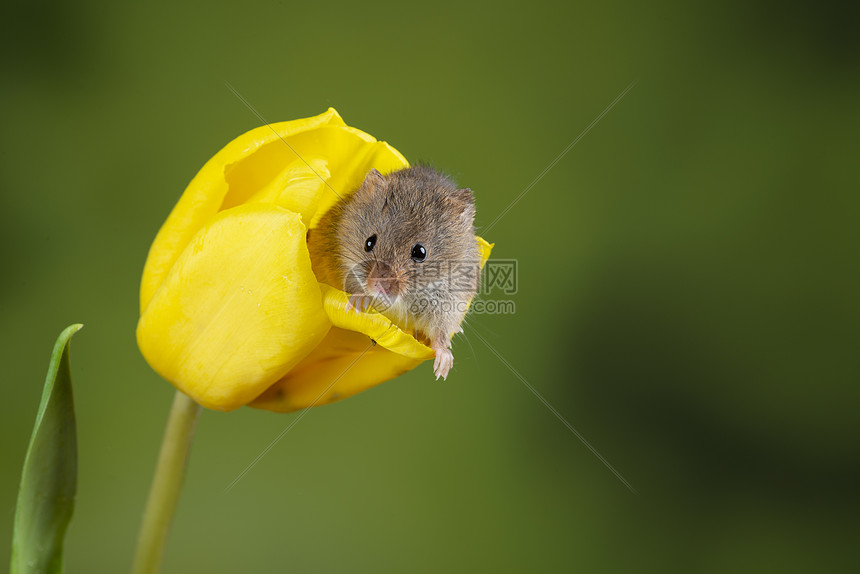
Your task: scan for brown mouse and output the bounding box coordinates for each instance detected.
[307,165,481,380]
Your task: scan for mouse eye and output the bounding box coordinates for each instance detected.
[411,243,427,262]
[364,234,377,252]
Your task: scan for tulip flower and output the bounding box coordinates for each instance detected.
[137,108,492,413]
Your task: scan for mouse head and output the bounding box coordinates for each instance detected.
[334,165,479,305]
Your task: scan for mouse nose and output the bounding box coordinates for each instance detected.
[367,261,401,298]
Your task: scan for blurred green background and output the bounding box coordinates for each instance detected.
[2,0,858,572]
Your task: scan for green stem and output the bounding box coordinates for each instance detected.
[131,390,201,574]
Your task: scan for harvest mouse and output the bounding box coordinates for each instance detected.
[307,165,481,380]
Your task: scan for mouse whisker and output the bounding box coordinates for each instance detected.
[456,322,478,366]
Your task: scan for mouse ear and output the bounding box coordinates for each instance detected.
[362,168,386,190]
[447,188,476,219]
[454,187,474,203]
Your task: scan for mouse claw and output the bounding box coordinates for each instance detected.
[433,348,454,380]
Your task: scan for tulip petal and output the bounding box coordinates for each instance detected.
[137,204,330,411]
[251,237,494,413]
[243,158,330,225]
[477,236,494,267]
[222,129,407,227]
[319,285,436,359]
[280,127,408,229]
[140,108,348,313]
[249,285,433,412]
[250,327,424,413]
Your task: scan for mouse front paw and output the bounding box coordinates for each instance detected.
[433,348,454,380]
[345,294,374,314]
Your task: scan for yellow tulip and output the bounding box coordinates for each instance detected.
[137,108,492,412]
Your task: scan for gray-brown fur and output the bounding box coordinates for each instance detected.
[307,165,481,379]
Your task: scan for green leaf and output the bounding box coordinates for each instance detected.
[11,324,83,574]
